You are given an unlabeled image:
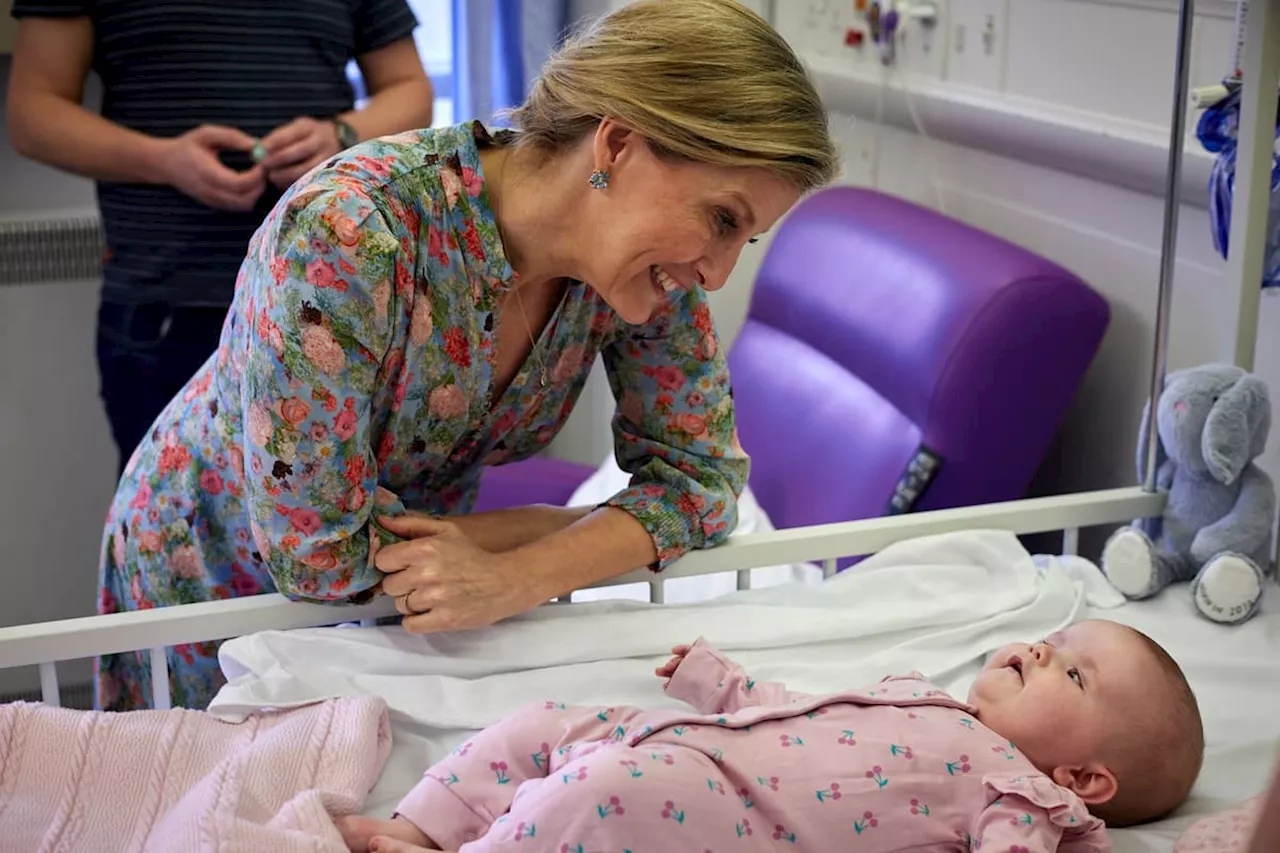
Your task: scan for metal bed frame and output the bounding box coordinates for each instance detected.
[0,488,1164,711]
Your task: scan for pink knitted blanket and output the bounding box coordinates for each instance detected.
[0,697,392,852]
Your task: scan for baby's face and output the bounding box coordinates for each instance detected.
[968,620,1156,796]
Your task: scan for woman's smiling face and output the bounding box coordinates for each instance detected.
[576,123,800,325]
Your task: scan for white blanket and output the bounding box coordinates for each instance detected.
[210,529,1107,817]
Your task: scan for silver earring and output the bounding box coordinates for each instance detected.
[588,169,610,190]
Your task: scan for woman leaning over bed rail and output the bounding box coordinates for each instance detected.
[95,0,839,712]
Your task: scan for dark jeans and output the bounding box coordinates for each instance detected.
[96,301,229,475]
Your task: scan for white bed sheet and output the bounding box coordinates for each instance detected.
[207,531,1280,851]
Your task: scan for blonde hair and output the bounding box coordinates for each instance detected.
[502,0,838,192]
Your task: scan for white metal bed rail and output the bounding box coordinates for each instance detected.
[0,486,1164,709]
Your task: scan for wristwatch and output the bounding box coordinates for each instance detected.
[330,117,358,150]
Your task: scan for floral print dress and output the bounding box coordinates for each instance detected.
[97,121,748,712]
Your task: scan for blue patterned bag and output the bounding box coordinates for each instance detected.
[1196,87,1280,291]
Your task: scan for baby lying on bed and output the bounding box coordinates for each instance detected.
[339,619,1202,852]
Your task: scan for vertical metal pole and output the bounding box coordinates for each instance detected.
[39,662,61,707]
[1230,0,1280,576]
[1144,0,1197,492]
[1225,0,1280,371]
[150,647,172,711]
[1062,527,1080,557]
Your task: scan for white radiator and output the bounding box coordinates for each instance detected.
[0,216,105,287]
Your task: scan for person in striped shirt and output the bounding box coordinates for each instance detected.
[5,0,435,473]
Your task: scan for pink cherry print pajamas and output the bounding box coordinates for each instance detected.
[392,639,1111,851]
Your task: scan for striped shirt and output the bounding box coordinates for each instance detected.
[11,0,419,307]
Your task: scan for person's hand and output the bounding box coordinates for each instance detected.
[335,814,437,853]
[375,514,535,634]
[258,116,343,190]
[654,644,693,686]
[157,125,266,211]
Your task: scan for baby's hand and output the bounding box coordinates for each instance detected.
[654,644,693,685]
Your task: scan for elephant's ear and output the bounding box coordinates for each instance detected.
[1136,396,1166,485]
[1202,375,1272,484]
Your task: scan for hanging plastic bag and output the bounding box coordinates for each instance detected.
[1196,86,1280,291]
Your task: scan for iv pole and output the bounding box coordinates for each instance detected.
[1216,0,1280,574]
[1144,0,1280,493]
[1142,0,1196,491]
[1225,0,1280,371]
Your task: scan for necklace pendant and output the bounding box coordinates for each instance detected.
[539,371,549,388]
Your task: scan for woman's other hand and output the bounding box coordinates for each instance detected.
[374,514,535,633]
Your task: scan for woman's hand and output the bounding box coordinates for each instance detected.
[654,644,693,686]
[374,514,538,634]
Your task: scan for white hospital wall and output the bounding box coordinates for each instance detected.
[0,57,107,696]
[791,1,1280,531]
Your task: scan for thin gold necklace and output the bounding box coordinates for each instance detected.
[489,147,549,389]
[510,285,549,388]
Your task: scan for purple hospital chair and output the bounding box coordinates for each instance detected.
[474,187,1109,536]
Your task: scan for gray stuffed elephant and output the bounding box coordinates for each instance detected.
[1101,363,1276,624]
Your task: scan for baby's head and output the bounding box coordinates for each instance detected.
[968,619,1203,827]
